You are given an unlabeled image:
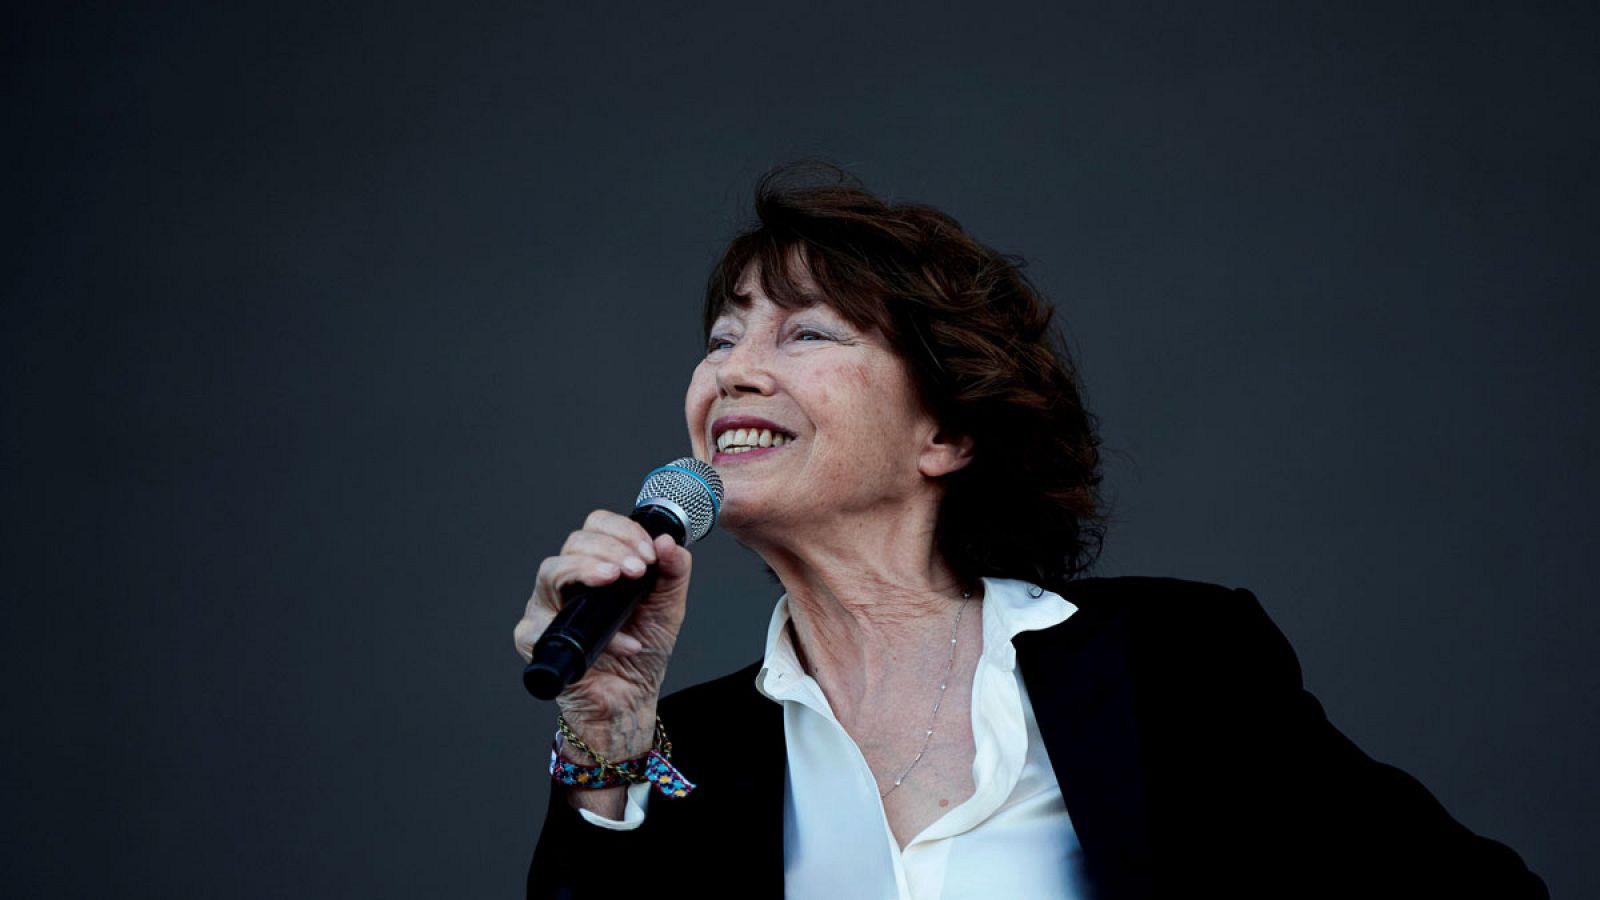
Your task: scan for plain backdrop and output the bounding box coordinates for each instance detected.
[3,1,1595,897]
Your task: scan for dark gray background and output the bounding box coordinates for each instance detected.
[3,1,1595,897]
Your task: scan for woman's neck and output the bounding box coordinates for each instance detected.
[741,502,980,726]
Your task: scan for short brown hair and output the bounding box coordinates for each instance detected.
[703,161,1107,593]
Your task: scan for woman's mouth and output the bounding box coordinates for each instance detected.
[715,427,793,454]
[711,423,799,463]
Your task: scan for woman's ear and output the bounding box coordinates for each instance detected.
[918,427,975,478]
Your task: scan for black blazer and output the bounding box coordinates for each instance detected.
[528,576,1547,898]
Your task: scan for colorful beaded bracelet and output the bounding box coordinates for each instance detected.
[549,714,696,798]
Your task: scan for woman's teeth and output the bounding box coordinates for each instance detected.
[716,428,791,453]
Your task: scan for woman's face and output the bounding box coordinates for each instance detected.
[685,264,965,535]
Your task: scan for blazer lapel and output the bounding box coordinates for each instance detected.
[1015,594,1154,897]
[694,661,786,891]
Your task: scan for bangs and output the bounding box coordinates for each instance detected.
[701,233,896,339]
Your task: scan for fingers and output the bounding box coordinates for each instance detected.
[578,509,659,564]
[560,530,653,578]
[542,511,660,588]
[516,557,651,662]
[512,619,536,662]
[516,510,693,665]
[652,533,691,579]
[531,554,624,609]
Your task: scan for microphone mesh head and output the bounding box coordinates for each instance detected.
[635,457,723,543]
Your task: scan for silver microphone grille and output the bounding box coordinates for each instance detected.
[634,457,724,544]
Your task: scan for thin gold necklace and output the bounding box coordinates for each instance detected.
[880,590,972,798]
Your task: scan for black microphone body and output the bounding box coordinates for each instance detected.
[522,458,722,701]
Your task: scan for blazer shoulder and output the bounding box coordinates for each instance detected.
[1060,574,1263,621]
[1054,575,1295,673]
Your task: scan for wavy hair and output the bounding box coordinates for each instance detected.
[703,161,1107,593]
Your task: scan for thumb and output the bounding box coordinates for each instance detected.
[652,533,692,580]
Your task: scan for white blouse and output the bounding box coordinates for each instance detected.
[580,577,1090,899]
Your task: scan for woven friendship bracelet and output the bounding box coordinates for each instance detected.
[549,715,696,798]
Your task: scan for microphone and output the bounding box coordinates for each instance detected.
[523,457,723,700]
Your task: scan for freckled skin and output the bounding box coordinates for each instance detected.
[683,264,950,541]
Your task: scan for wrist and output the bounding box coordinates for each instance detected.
[555,707,658,762]
[555,730,648,767]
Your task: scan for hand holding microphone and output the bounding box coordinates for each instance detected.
[513,459,722,765]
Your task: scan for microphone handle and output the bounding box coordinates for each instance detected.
[523,505,687,700]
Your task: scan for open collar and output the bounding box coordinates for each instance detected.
[720,577,1154,897]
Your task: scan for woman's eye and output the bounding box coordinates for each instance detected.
[793,328,830,342]
[706,336,735,353]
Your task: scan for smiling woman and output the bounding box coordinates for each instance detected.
[691,173,1107,595]
[514,162,1548,899]
[687,266,971,543]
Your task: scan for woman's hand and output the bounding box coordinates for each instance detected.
[514,509,693,762]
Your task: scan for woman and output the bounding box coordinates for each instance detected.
[514,164,1546,898]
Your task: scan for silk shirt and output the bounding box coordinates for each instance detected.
[580,577,1089,899]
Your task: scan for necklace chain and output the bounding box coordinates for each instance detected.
[880,590,972,799]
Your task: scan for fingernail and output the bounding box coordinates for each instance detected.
[622,556,646,575]
[637,540,656,562]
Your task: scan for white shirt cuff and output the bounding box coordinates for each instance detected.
[575,782,652,830]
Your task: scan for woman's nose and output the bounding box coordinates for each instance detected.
[714,340,777,397]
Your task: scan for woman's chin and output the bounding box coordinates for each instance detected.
[715,499,760,531]
[714,497,795,540]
